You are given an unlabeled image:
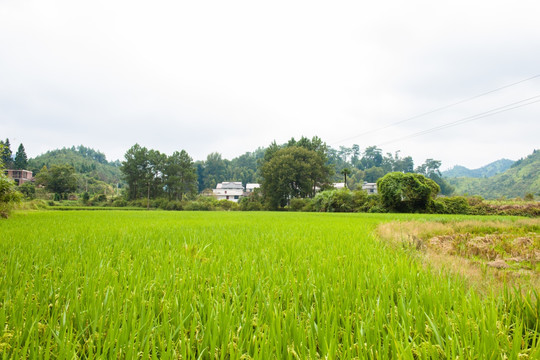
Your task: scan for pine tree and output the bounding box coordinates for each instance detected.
[0,139,13,168]
[14,143,28,170]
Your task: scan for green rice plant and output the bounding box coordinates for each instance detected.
[0,211,538,358]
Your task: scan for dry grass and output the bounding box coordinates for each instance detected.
[377,218,540,294]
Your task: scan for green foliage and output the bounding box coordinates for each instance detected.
[288,197,313,212]
[327,146,416,186]
[448,150,540,199]
[183,196,220,211]
[164,150,197,200]
[37,164,78,199]
[28,146,121,186]
[442,159,514,178]
[430,196,471,214]
[14,143,28,170]
[0,172,22,218]
[238,191,264,211]
[312,188,376,213]
[359,146,383,169]
[18,182,36,199]
[0,138,13,169]
[121,145,197,202]
[416,158,454,196]
[200,152,227,191]
[364,166,384,182]
[261,145,331,209]
[377,172,440,213]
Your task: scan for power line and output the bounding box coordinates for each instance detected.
[331,73,540,145]
[377,95,540,147]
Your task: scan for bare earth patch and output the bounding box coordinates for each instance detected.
[377,218,540,293]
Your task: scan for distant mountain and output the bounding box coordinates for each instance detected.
[28,145,123,185]
[442,159,514,178]
[447,150,540,199]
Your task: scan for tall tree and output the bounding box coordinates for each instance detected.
[37,164,78,199]
[360,146,383,170]
[340,168,351,188]
[351,144,361,167]
[164,150,197,200]
[0,150,21,217]
[261,146,331,209]
[121,144,153,200]
[0,138,13,169]
[202,152,227,190]
[415,158,454,196]
[14,143,28,170]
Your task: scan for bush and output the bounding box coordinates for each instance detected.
[18,182,36,199]
[217,200,239,211]
[377,172,440,213]
[238,192,264,211]
[431,196,471,214]
[312,189,371,213]
[184,197,219,211]
[0,174,22,218]
[112,198,128,207]
[162,200,184,211]
[239,199,264,211]
[288,198,312,212]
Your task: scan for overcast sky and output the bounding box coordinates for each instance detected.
[1,0,539,170]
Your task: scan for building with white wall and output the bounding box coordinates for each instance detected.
[213,182,244,202]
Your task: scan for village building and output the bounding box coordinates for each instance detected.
[213,182,245,202]
[361,182,378,194]
[212,182,261,202]
[245,183,260,193]
[333,182,346,189]
[4,169,33,185]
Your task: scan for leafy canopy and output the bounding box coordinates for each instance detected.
[377,172,440,213]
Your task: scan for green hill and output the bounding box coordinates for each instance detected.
[448,150,540,199]
[28,146,123,186]
[442,159,514,178]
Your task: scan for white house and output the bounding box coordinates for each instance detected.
[361,182,378,194]
[245,183,260,193]
[333,182,346,189]
[213,182,244,202]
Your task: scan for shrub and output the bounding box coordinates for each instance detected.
[431,196,471,214]
[377,172,440,213]
[217,200,239,211]
[313,190,333,212]
[112,198,128,207]
[288,198,312,212]
[0,174,22,218]
[238,193,264,211]
[19,182,36,199]
[184,197,218,211]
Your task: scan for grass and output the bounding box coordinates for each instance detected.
[0,211,538,358]
[377,218,540,293]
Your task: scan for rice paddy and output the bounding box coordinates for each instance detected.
[0,211,538,358]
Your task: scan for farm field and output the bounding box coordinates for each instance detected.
[0,211,538,358]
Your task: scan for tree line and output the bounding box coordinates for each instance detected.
[1,136,454,209]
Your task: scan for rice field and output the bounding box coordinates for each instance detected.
[0,211,538,358]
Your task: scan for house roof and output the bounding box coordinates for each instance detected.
[216,182,244,190]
